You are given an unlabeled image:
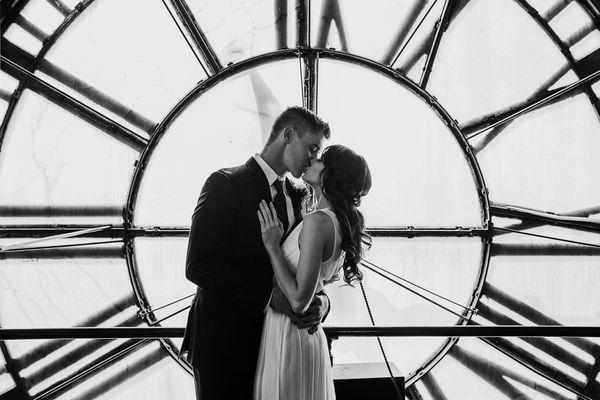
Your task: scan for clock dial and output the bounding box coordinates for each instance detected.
[1,0,599,399]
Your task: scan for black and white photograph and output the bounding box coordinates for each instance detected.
[1,0,600,399]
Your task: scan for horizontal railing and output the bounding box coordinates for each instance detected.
[0,326,599,340]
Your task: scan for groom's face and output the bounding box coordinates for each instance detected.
[283,127,325,178]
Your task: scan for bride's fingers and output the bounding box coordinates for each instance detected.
[257,210,266,231]
[268,202,278,221]
[260,201,273,226]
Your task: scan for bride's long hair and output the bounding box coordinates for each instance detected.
[317,144,372,284]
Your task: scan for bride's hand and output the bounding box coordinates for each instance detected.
[257,200,284,252]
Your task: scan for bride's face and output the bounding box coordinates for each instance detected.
[302,158,324,186]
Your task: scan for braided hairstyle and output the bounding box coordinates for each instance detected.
[319,144,372,284]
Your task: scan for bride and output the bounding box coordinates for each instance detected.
[254,144,372,400]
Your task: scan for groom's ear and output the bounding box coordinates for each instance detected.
[282,126,294,143]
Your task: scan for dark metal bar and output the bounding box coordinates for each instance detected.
[0,54,148,152]
[33,338,151,400]
[491,203,600,233]
[15,295,136,368]
[0,205,122,217]
[296,0,308,48]
[481,336,587,397]
[419,0,453,88]
[0,339,29,400]
[419,373,449,400]
[494,204,600,236]
[69,347,166,400]
[45,0,71,17]
[564,21,596,47]
[35,57,156,132]
[477,302,591,374]
[382,0,428,65]
[1,0,31,35]
[168,0,222,74]
[139,293,195,317]
[492,242,600,256]
[494,226,600,249]
[25,315,142,387]
[451,344,578,400]
[302,50,318,112]
[0,226,490,239]
[2,326,600,340]
[275,0,288,49]
[14,14,48,42]
[0,245,122,259]
[0,239,122,254]
[0,89,13,101]
[467,68,600,140]
[543,0,574,21]
[390,0,440,67]
[315,0,348,51]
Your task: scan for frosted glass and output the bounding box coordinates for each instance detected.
[318,59,484,227]
[134,59,301,226]
[0,90,137,225]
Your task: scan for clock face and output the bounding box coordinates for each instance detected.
[1,0,600,399]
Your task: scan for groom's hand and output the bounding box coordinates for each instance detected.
[297,294,329,334]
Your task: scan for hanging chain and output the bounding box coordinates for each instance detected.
[359,280,404,399]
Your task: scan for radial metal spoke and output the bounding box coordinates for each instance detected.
[494,227,600,249]
[296,0,309,48]
[0,51,148,152]
[466,68,600,140]
[301,51,318,112]
[382,0,429,65]
[542,0,574,22]
[14,14,48,42]
[44,0,71,17]
[138,294,195,317]
[494,204,600,236]
[275,0,288,49]
[361,262,472,322]
[491,203,600,233]
[0,225,111,252]
[315,0,348,52]
[165,0,222,74]
[451,344,576,400]
[390,0,440,67]
[419,0,454,88]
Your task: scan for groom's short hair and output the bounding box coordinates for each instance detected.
[267,106,330,145]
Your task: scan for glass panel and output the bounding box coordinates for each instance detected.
[318,58,483,227]
[50,341,194,400]
[3,25,43,56]
[418,338,579,400]
[426,0,566,123]
[570,29,600,60]
[134,59,301,226]
[310,0,442,66]
[134,237,195,349]
[327,236,483,376]
[43,0,206,128]
[475,94,600,213]
[190,0,297,66]
[21,0,65,36]
[486,229,600,327]
[0,350,15,395]
[0,90,138,225]
[549,1,593,43]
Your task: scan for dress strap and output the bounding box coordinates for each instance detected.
[313,208,340,263]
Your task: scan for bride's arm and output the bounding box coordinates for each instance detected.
[258,201,330,314]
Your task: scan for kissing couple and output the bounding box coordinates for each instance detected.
[182,106,372,399]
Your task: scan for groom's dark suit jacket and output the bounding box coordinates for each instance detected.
[181,157,304,374]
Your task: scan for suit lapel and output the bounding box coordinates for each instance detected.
[245,157,272,202]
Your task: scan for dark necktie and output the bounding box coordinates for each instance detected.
[273,179,289,234]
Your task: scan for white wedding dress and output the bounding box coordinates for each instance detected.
[254,208,344,400]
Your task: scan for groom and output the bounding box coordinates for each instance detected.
[182,106,332,399]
